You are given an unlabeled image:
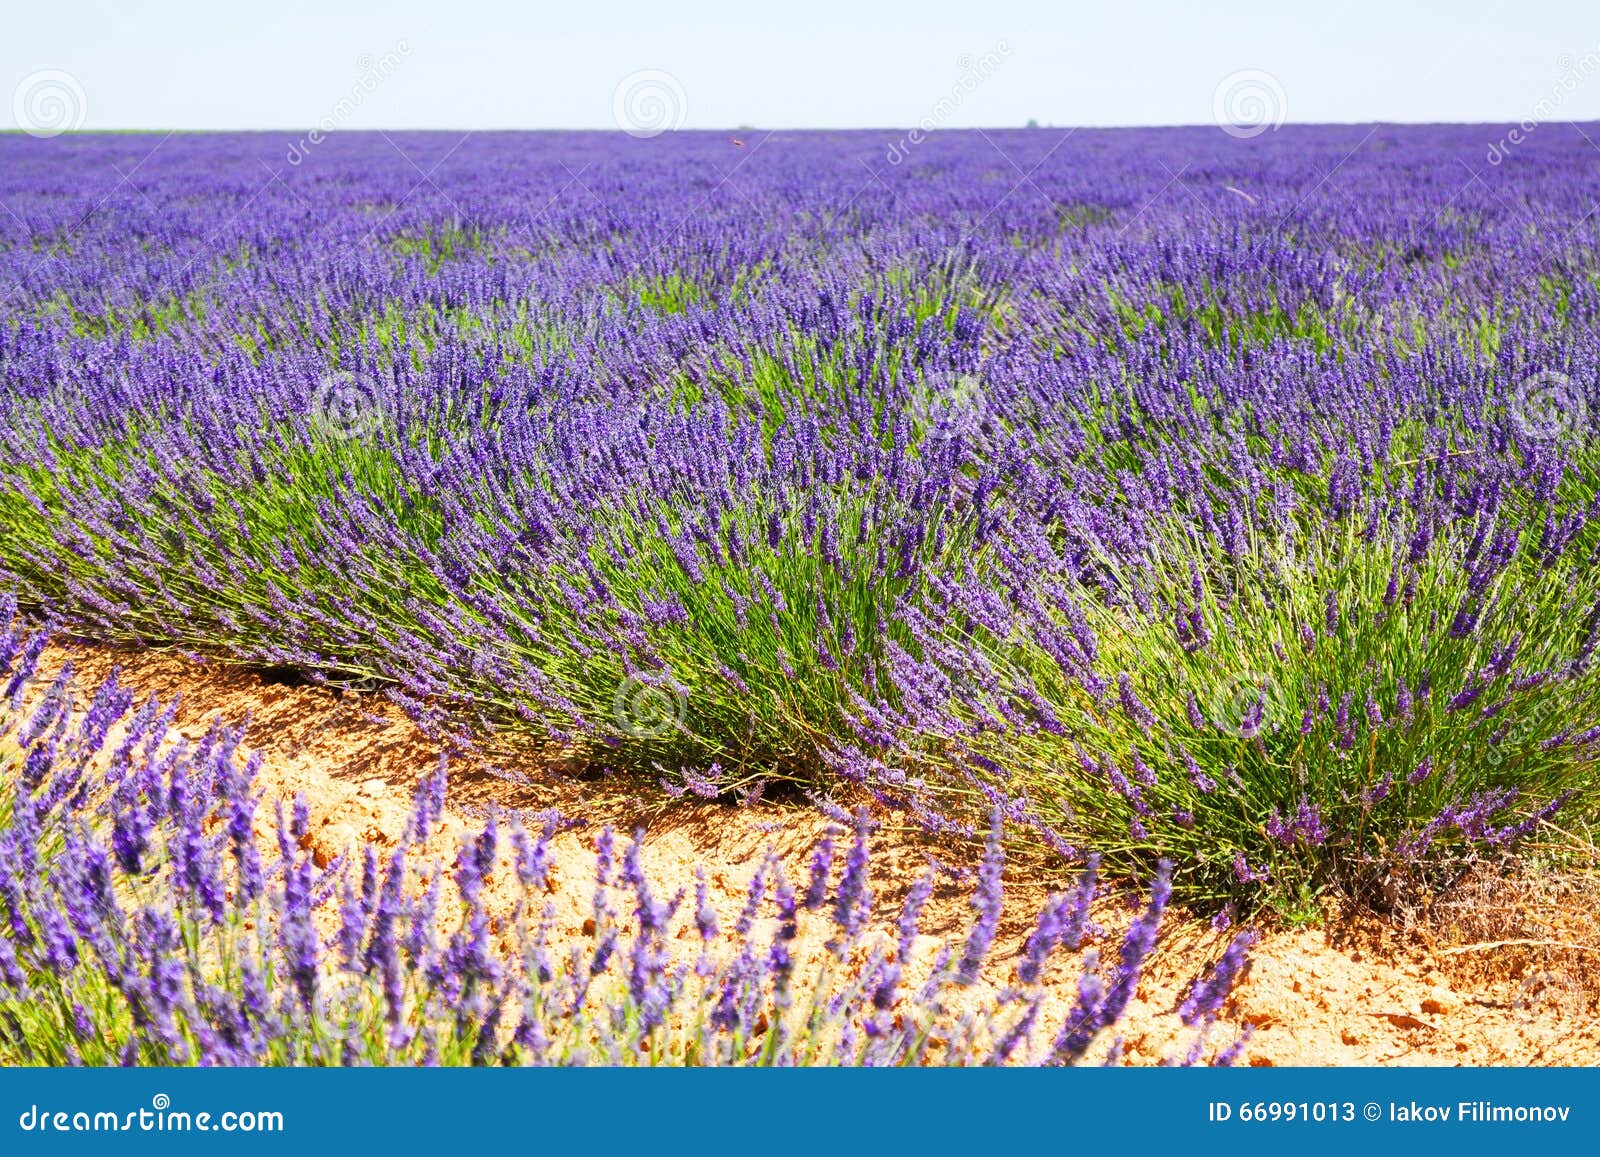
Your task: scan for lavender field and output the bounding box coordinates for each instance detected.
[1,124,1597,1064]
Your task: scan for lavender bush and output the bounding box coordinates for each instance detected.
[0,127,1595,907]
[0,620,1248,1066]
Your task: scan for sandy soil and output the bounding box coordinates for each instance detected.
[29,640,1600,1066]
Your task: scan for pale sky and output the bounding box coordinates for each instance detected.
[4,0,1600,131]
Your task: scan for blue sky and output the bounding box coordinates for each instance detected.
[4,0,1599,131]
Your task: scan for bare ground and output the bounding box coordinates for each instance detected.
[32,640,1600,1066]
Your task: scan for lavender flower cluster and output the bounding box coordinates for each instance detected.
[0,619,1249,1066]
[1,126,1596,904]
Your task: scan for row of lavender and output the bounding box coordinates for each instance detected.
[0,610,1248,1065]
[1,127,1597,907]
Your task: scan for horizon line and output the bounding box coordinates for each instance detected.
[5,119,1599,136]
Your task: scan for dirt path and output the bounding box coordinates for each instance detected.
[32,641,1600,1066]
